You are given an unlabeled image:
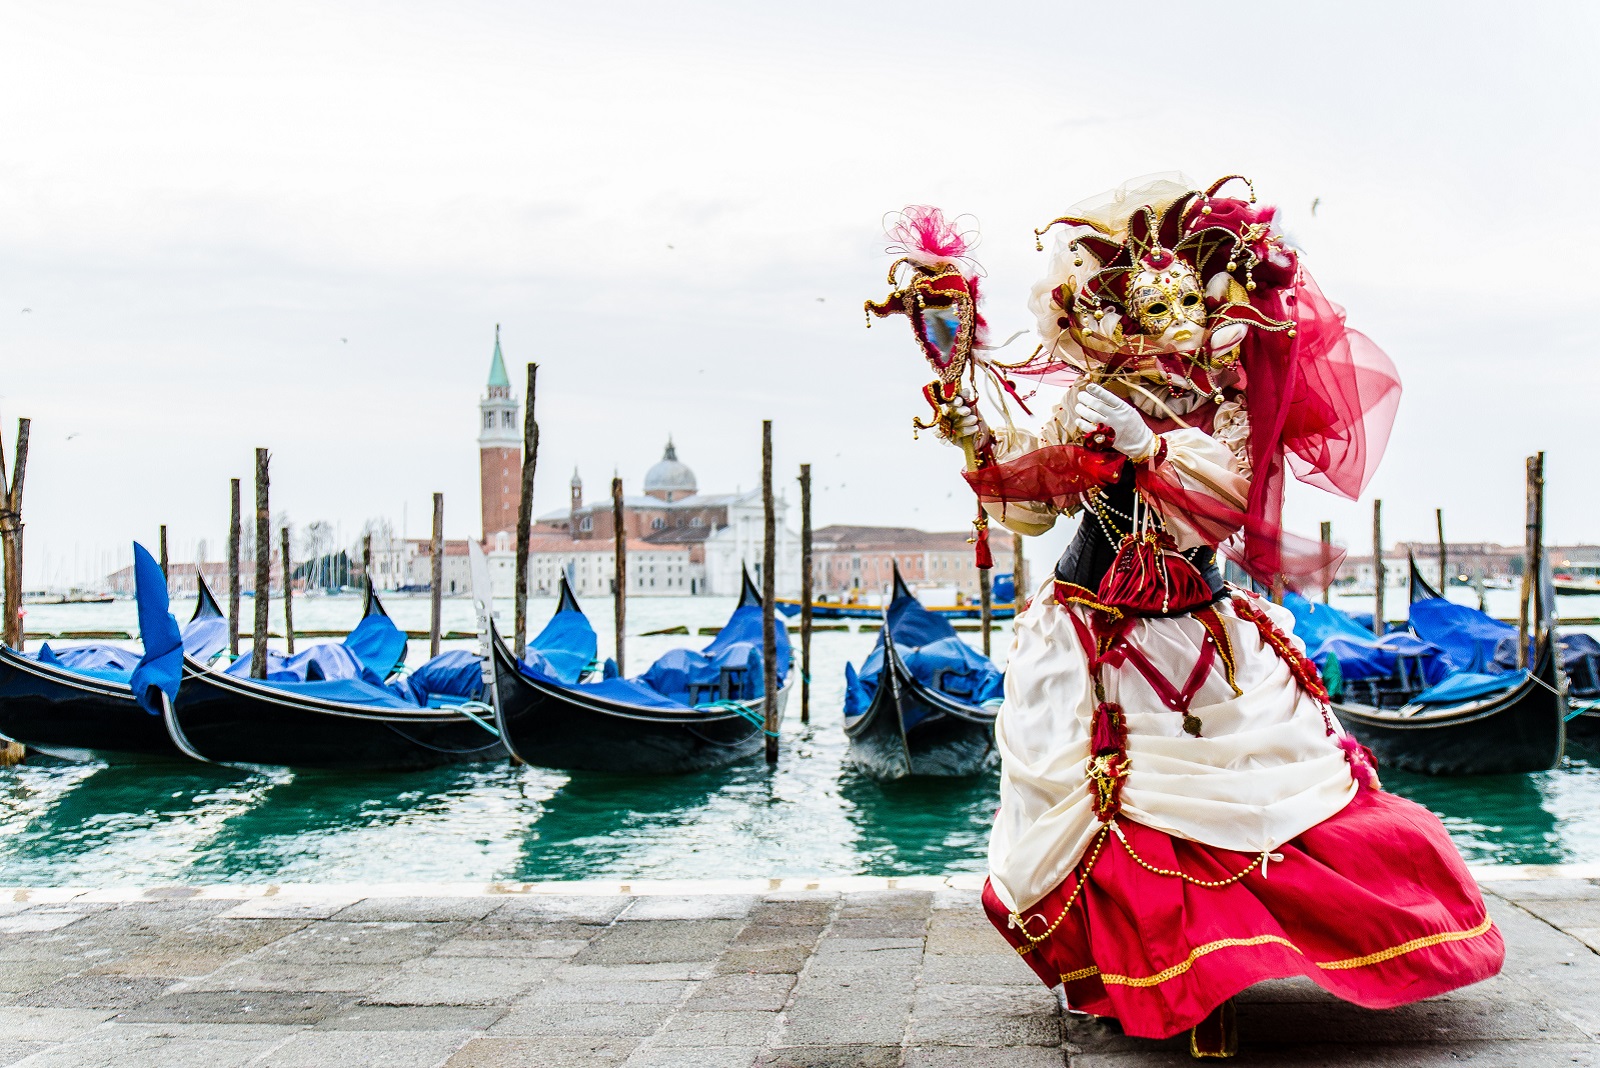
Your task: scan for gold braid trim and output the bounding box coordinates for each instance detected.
[1056,916,1495,988]
[1012,825,1111,957]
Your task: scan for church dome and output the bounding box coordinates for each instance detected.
[644,439,697,501]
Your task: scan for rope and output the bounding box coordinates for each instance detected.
[434,700,501,738]
[697,698,781,737]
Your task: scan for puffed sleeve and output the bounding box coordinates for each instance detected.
[1145,426,1251,551]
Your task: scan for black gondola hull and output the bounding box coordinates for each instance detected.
[844,640,997,782]
[167,659,506,771]
[1332,644,1565,776]
[0,647,181,762]
[490,632,787,774]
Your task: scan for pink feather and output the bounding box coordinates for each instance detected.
[886,205,973,266]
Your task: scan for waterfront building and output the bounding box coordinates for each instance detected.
[807,525,1014,599]
[527,442,800,598]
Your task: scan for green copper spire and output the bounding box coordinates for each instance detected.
[486,324,511,389]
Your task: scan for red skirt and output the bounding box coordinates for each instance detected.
[982,787,1503,1039]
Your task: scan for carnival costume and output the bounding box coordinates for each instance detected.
[866,176,1502,1056]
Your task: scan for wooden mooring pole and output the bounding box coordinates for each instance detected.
[611,477,626,676]
[252,448,270,679]
[1372,499,1384,637]
[798,463,812,726]
[514,362,539,653]
[1518,453,1545,670]
[1320,521,1333,605]
[362,533,372,595]
[761,421,778,764]
[0,416,31,650]
[430,492,444,658]
[281,526,295,656]
[1012,530,1026,618]
[159,525,169,587]
[228,478,241,659]
[1436,507,1447,592]
[979,567,992,657]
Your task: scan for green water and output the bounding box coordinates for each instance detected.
[3,595,1600,886]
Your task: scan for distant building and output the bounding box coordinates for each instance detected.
[529,440,799,597]
[808,525,1014,599]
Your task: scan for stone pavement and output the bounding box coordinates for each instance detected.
[0,877,1598,1067]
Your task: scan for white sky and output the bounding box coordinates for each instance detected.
[1,0,1595,585]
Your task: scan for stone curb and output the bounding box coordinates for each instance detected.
[0,862,1593,904]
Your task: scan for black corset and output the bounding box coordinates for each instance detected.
[1053,466,1226,605]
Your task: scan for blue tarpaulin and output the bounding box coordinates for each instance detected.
[387,649,485,707]
[844,581,1004,722]
[1412,670,1523,706]
[129,543,184,716]
[36,642,140,679]
[254,676,422,710]
[639,597,790,705]
[226,643,387,686]
[522,602,597,685]
[1283,592,1450,685]
[1408,596,1517,674]
[342,604,408,679]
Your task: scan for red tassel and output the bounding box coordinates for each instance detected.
[1091,701,1126,754]
[1095,535,1212,616]
[973,517,993,569]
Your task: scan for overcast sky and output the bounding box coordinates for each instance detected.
[1,1,1594,586]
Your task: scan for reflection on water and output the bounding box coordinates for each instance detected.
[5,599,1600,883]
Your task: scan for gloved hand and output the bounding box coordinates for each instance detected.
[1073,383,1156,460]
[941,387,985,443]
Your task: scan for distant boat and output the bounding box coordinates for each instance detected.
[0,575,228,762]
[21,589,114,605]
[842,566,1001,781]
[1326,558,1565,776]
[1553,565,1600,596]
[488,567,792,774]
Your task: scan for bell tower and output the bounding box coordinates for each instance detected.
[478,325,521,544]
[569,468,584,539]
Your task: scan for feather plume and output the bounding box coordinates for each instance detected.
[884,205,978,268]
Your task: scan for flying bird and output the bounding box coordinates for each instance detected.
[816,297,825,302]
[20,308,30,314]
[1310,197,1321,216]
[341,337,347,343]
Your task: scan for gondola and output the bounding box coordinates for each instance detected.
[1329,558,1565,776]
[486,562,793,774]
[0,573,228,763]
[842,566,1001,781]
[154,569,508,772]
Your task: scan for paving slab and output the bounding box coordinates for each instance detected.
[0,876,1592,1065]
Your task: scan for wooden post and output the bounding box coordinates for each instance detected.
[1436,507,1447,592]
[362,533,372,593]
[611,477,626,676]
[281,526,295,655]
[252,448,270,679]
[228,478,241,658]
[159,524,169,587]
[1320,521,1332,604]
[430,492,444,658]
[761,421,778,764]
[514,362,540,653]
[0,417,31,650]
[1012,530,1026,618]
[1372,499,1384,637]
[798,464,812,726]
[1518,453,1545,670]
[978,568,992,657]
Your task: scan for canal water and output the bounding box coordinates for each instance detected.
[3,589,1598,886]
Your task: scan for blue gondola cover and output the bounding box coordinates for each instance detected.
[844,582,1003,720]
[129,543,184,716]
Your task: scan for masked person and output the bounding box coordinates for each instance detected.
[866,176,1502,1059]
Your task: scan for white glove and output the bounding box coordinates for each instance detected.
[1073,383,1155,460]
[941,387,984,443]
